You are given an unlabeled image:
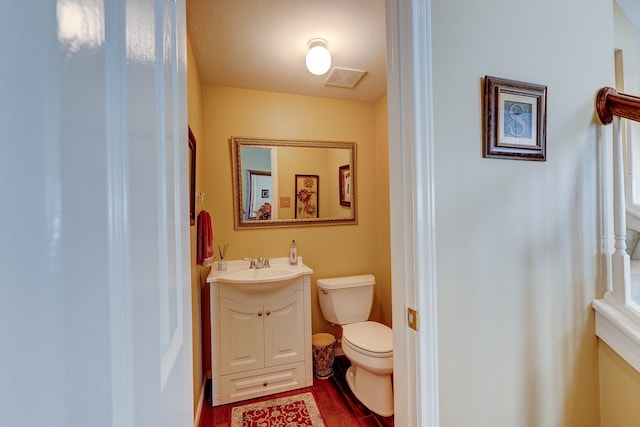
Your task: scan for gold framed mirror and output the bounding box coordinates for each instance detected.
[231,136,357,229]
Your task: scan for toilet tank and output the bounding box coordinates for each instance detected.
[317,274,375,325]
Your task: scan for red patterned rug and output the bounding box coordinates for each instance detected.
[230,392,326,427]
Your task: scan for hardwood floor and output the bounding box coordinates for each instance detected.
[198,356,394,427]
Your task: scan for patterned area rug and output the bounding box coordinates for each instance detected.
[230,392,326,427]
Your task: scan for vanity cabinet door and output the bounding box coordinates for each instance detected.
[219,298,264,374]
[263,290,304,367]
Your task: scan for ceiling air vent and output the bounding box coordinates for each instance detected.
[324,67,367,89]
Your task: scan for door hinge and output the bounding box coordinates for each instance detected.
[407,307,419,331]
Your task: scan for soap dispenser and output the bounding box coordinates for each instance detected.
[289,240,298,265]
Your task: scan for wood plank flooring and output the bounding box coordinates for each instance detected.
[198,356,394,427]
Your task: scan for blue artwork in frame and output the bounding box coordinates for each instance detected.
[503,100,532,139]
[484,76,547,161]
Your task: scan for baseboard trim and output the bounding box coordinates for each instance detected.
[194,378,206,427]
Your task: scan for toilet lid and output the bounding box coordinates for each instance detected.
[342,321,393,354]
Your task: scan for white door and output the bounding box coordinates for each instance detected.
[0,1,193,427]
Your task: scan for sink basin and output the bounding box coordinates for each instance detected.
[217,267,301,284]
[207,257,313,294]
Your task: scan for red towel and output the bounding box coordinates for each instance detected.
[197,210,214,266]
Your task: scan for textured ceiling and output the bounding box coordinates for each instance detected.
[186,0,387,102]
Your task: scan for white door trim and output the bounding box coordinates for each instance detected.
[386,1,439,426]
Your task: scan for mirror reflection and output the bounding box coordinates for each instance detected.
[246,170,272,220]
[232,137,357,228]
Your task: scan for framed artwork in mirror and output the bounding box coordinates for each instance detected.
[188,127,196,226]
[339,164,351,207]
[295,174,319,219]
[483,76,547,161]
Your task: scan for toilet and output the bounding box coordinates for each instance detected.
[316,274,393,417]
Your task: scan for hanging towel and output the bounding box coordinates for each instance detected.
[197,209,214,267]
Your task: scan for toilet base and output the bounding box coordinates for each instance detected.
[345,364,394,417]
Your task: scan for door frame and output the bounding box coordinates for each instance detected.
[386,1,439,426]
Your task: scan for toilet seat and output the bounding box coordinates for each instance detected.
[342,321,393,357]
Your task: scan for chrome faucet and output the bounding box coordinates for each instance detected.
[245,257,271,269]
[256,257,271,268]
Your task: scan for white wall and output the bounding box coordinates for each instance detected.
[432,0,613,425]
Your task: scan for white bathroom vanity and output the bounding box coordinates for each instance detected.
[206,257,314,405]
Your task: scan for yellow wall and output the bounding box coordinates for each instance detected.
[201,84,391,340]
[374,95,392,326]
[187,32,206,417]
[599,341,640,427]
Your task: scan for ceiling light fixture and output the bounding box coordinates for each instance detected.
[305,38,331,76]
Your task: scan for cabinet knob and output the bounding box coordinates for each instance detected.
[257,311,263,317]
[266,311,271,316]
[263,382,268,387]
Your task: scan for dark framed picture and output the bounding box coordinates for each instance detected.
[484,76,547,161]
[188,126,196,226]
[295,174,319,219]
[261,189,269,198]
[339,164,351,206]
